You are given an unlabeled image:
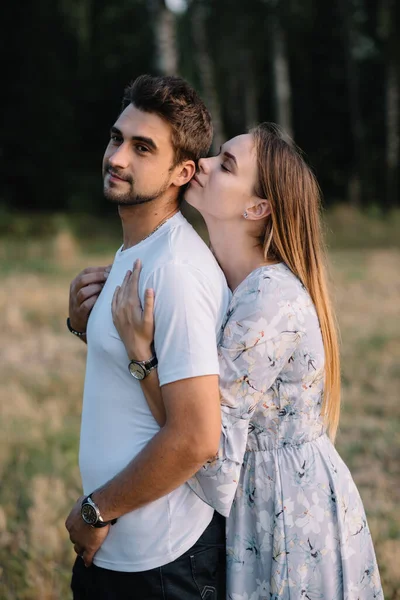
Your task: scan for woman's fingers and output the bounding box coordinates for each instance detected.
[118,269,133,304]
[131,259,141,291]
[143,289,155,324]
[111,285,120,317]
[113,260,147,322]
[129,259,143,308]
[121,269,132,290]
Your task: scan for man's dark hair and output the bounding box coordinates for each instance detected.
[122,74,213,167]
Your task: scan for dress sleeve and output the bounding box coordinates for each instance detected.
[187,285,303,516]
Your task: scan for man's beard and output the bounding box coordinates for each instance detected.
[103,167,171,206]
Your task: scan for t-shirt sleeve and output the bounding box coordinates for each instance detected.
[144,262,222,386]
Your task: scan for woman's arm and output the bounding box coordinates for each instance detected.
[111,259,166,426]
[188,300,304,517]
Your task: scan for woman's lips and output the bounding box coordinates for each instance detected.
[192,175,203,187]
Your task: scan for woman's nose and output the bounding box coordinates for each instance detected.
[198,157,210,174]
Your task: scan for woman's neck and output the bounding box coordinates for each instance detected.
[206,218,271,292]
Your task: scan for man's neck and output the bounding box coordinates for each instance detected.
[119,199,180,251]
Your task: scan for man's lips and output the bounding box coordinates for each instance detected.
[108,171,129,182]
[192,174,203,187]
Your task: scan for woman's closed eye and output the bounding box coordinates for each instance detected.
[221,163,230,172]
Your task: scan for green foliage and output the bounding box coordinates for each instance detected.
[1,0,398,214]
[324,205,400,248]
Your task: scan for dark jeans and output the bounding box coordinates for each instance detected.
[71,511,226,600]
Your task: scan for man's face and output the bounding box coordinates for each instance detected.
[102,104,176,205]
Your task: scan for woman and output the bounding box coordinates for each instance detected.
[112,123,383,599]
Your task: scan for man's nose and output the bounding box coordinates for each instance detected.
[108,143,130,169]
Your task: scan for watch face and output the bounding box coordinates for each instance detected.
[129,362,146,380]
[81,503,98,525]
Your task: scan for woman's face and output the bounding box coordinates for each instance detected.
[185,134,259,221]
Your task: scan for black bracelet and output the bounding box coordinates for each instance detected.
[66,317,86,337]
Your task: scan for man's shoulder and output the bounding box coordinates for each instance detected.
[151,215,224,280]
[166,214,211,257]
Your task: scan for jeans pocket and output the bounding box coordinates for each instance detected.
[190,547,223,600]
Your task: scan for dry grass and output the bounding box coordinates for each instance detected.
[0,227,399,599]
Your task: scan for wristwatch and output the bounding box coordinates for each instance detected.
[81,495,117,528]
[128,355,158,380]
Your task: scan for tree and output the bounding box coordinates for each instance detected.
[268,1,293,139]
[337,0,368,207]
[380,0,399,209]
[149,0,179,75]
[189,0,225,152]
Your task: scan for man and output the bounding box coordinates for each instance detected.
[65,74,230,599]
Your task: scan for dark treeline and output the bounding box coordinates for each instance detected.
[2,0,399,215]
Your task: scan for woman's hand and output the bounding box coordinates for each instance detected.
[111,259,155,361]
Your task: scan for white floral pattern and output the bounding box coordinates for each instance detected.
[188,263,383,600]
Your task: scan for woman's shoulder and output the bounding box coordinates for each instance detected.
[238,262,307,303]
[232,262,316,329]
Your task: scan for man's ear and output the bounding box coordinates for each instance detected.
[246,198,271,221]
[171,160,196,188]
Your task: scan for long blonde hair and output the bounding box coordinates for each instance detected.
[252,123,341,441]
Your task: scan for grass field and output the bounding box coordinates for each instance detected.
[0,209,399,599]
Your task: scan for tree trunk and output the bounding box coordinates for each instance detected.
[241,43,258,131]
[338,0,365,208]
[270,13,293,139]
[382,0,399,209]
[150,0,178,75]
[386,60,399,208]
[60,0,92,76]
[191,0,225,152]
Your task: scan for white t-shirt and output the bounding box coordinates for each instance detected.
[79,212,230,572]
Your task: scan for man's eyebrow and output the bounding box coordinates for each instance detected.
[110,126,121,136]
[110,126,157,151]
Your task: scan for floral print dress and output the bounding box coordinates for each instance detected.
[189,263,383,600]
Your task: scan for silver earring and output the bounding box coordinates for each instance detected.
[243,211,248,219]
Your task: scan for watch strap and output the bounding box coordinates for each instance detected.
[129,354,158,374]
[67,317,86,337]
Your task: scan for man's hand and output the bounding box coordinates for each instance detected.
[69,266,111,334]
[65,496,110,567]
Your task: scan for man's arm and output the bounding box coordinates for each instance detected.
[66,374,220,566]
[92,374,220,517]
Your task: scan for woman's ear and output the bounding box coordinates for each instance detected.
[171,160,196,188]
[245,199,271,221]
